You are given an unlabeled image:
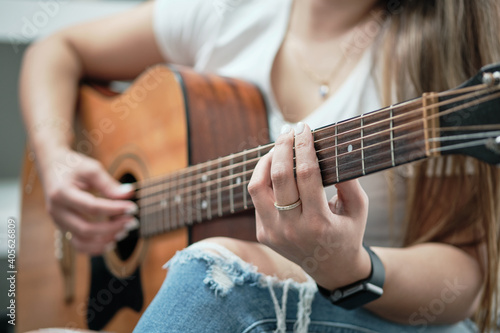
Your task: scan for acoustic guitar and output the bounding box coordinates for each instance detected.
[18,64,500,332]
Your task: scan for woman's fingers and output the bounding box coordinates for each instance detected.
[80,159,136,200]
[63,186,137,218]
[334,179,369,219]
[248,148,275,217]
[54,207,132,238]
[52,207,136,253]
[271,125,300,211]
[42,150,139,254]
[294,123,329,211]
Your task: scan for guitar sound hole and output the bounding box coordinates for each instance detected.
[116,173,139,261]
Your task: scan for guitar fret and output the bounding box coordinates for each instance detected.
[361,115,365,176]
[390,105,396,167]
[335,123,339,183]
[217,158,222,217]
[362,108,393,174]
[205,167,212,220]
[243,151,248,209]
[187,174,193,225]
[229,155,234,214]
[161,177,167,232]
[196,165,202,223]
[176,189,183,228]
[175,177,182,229]
[169,176,175,229]
[138,93,439,238]
[336,119,363,182]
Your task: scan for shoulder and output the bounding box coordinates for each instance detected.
[153,0,291,66]
[154,0,290,24]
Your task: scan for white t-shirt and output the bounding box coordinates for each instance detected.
[153,0,407,247]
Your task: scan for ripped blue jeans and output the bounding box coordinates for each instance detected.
[133,243,477,333]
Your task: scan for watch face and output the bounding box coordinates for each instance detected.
[341,284,365,297]
[336,290,383,310]
[330,289,343,302]
[331,283,384,310]
[318,245,385,310]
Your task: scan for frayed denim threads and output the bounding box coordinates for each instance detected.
[134,242,478,333]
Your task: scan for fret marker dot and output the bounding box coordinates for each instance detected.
[236,177,242,185]
[161,199,167,207]
[202,174,208,182]
[347,144,353,152]
[201,200,208,209]
[175,195,181,204]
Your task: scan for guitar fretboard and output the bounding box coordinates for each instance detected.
[137,96,434,238]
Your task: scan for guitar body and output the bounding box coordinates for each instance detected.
[18,61,500,333]
[18,65,268,332]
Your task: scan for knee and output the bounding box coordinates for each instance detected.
[198,237,257,263]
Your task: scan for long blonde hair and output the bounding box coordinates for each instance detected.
[377,0,500,331]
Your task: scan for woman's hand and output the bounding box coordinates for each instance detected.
[248,123,371,290]
[39,147,138,255]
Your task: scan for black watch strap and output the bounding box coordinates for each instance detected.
[317,245,385,310]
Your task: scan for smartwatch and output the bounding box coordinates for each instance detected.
[316,245,385,310]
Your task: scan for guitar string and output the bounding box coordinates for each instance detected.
[139,93,500,231]
[147,128,500,204]
[137,85,500,198]
[138,128,428,210]
[143,99,500,233]
[141,127,500,236]
[137,84,499,195]
[135,83,494,190]
[137,85,500,233]
[139,124,500,212]
[139,105,479,210]
[139,127,500,223]
[140,132,499,236]
[146,133,497,234]
[311,90,500,168]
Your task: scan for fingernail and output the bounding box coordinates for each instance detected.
[126,203,139,215]
[280,124,291,135]
[268,147,275,154]
[105,242,116,252]
[295,122,305,135]
[115,229,129,242]
[118,183,135,194]
[125,218,139,231]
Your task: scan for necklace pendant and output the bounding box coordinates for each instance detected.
[319,84,329,99]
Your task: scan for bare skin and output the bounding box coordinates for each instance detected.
[20,0,484,324]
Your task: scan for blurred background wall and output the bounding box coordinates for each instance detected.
[0,1,143,331]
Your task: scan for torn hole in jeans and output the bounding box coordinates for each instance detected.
[163,241,318,333]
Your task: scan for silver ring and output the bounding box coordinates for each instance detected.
[274,198,302,211]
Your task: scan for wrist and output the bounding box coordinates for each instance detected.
[313,244,372,291]
[30,143,77,186]
[28,118,74,155]
[316,245,386,310]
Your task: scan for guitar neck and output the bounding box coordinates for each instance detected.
[138,95,435,238]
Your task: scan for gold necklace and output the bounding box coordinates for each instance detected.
[288,34,347,100]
